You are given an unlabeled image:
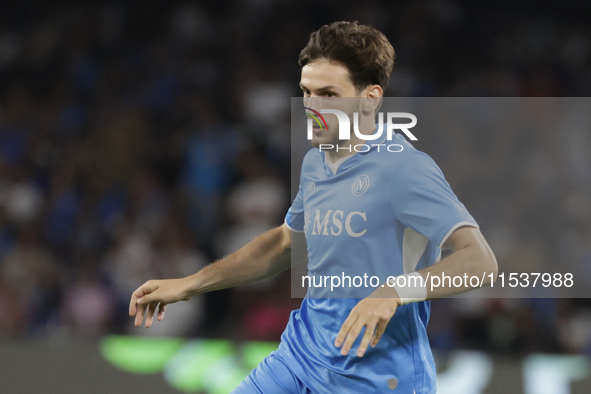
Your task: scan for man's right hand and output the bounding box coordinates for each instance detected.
[128,225,293,328]
[129,277,195,328]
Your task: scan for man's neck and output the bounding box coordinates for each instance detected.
[325,147,356,164]
[324,120,377,163]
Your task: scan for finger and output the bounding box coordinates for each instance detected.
[137,293,154,306]
[130,281,158,316]
[341,321,364,356]
[357,319,378,357]
[145,302,158,328]
[157,303,167,321]
[335,313,358,348]
[371,321,387,347]
[134,303,147,327]
[129,287,147,316]
[129,298,136,317]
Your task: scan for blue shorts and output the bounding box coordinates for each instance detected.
[231,351,312,394]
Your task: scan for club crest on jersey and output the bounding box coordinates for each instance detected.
[351,175,370,196]
[308,181,316,192]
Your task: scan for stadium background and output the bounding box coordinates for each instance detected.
[0,0,590,393]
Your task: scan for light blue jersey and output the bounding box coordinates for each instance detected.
[279,133,478,393]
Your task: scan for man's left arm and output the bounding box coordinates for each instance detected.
[335,225,497,358]
[419,225,497,297]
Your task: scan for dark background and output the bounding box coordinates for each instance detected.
[0,0,590,383]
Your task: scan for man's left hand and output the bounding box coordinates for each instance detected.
[335,287,401,357]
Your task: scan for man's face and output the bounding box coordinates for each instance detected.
[300,58,361,148]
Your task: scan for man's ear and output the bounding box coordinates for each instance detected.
[360,85,383,114]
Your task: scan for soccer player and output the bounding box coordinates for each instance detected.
[129,21,497,393]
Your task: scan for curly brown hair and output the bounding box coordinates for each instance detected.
[299,21,395,92]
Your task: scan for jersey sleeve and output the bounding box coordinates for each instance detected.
[285,181,305,232]
[389,152,478,248]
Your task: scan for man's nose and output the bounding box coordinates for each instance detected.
[305,96,321,112]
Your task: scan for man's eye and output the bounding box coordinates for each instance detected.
[324,92,335,97]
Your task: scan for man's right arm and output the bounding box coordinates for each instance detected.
[129,223,293,328]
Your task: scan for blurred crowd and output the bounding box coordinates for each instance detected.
[0,0,590,356]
